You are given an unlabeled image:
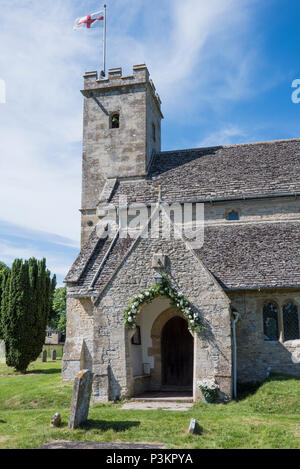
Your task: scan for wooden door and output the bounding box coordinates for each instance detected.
[161,316,193,387]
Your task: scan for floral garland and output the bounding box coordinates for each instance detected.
[123,274,202,333]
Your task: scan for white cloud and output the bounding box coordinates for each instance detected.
[197,125,247,147]
[0,239,73,279]
[0,0,266,257]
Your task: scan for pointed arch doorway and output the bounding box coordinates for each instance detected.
[161,316,193,389]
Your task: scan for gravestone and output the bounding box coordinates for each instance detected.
[188,418,201,435]
[51,349,56,360]
[68,369,93,429]
[41,350,47,362]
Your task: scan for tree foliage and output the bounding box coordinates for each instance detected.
[48,286,66,335]
[0,258,56,372]
[0,262,7,272]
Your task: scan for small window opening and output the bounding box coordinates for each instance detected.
[152,123,156,142]
[227,210,239,221]
[110,113,120,129]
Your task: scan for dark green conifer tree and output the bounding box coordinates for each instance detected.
[0,264,10,340]
[1,258,56,372]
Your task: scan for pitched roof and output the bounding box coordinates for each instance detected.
[194,221,300,290]
[66,138,300,294]
[66,229,134,296]
[66,221,300,294]
[110,139,300,205]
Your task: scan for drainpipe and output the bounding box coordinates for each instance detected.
[231,311,240,399]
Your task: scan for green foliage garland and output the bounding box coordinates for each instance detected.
[124,274,202,333]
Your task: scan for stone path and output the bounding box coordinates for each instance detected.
[121,401,194,411]
[38,440,166,449]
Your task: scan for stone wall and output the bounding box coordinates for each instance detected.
[204,197,300,225]
[90,230,232,402]
[230,289,300,382]
[80,65,162,247]
[62,297,94,381]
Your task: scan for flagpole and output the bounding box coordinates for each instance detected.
[101,4,107,77]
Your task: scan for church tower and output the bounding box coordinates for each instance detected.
[80,64,163,246]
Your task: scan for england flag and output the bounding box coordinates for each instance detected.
[73,11,104,30]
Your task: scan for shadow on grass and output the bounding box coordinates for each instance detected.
[236,381,263,401]
[27,368,62,375]
[82,419,140,432]
[236,372,300,401]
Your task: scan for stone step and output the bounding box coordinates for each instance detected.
[133,397,194,403]
[132,392,194,403]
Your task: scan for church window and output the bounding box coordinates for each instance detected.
[87,220,93,227]
[152,123,156,142]
[227,210,239,221]
[283,302,300,341]
[263,302,279,341]
[110,113,120,129]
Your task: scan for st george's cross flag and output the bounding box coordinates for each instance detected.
[73,10,104,30]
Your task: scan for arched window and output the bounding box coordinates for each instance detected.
[110,113,119,129]
[263,302,279,341]
[227,210,239,221]
[283,302,300,341]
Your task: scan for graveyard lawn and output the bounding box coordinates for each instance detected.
[0,360,299,449]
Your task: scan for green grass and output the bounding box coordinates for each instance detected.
[0,361,299,449]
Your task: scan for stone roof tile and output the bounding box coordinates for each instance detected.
[110,139,300,204]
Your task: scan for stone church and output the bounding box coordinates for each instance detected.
[62,64,300,402]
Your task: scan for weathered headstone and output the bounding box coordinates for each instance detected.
[68,369,93,429]
[50,412,61,427]
[188,418,201,435]
[51,349,56,361]
[41,350,47,362]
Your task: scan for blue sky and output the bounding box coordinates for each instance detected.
[0,0,299,285]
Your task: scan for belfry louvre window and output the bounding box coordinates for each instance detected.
[263,302,279,341]
[283,302,300,341]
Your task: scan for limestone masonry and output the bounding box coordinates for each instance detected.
[62,64,300,402]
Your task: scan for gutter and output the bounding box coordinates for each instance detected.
[107,191,300,210]
[231,311,240,399]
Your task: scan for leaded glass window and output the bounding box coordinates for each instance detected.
[263,302,279,341]
[283,302,300,341]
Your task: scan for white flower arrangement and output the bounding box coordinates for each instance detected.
[197,378,219,403]
[123,274,202,333]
